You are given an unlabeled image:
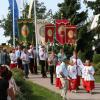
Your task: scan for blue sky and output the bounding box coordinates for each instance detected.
[0,0,63,44]
[0,0,94,44]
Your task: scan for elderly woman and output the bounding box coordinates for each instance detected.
[0,65,18,100]
[0,66,9,100]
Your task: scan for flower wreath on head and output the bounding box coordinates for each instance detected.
[0,65,7,74]
[0,65,12,81]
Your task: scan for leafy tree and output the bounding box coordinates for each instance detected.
[84,0,100,15]
[0,9,12,36]
[0,1,46,45]
[54,0,95,60]
[85,0,100,53]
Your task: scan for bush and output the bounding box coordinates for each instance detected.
[11,68,62,100]
[11,68,34,100]
[78,51,86,62]
[93,54,100,64]
[94,62,100,75]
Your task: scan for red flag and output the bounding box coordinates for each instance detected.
[45,24,55,43]
[66,25,77,44]
[56,19,70,45]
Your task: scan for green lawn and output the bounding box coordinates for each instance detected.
[16,80,62,100]
[12,68,62,100]
[95,75,100,83]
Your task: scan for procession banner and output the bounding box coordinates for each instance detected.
[56,19,70,45]
[18,19,34,44]
[66,25,77,44]
[45,24,55,43]
[36,19,49,45]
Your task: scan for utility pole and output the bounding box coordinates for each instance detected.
[13,0,15,48]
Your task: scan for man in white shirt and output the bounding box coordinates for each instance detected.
[28,45,37,74]
[39,46,48,78]
[15,46,22,69]
[21,48,30,78]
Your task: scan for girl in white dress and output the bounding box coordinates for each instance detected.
[84,60,95,93]
[67,60,77,92]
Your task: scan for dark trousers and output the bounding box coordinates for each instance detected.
[23,64,29,77]
[29,58,37,74]
[40,60,46,77]
[17,58,23,70]
[34,58,37,74]
[29,58,34,74]
[46,61,48,72]
[49,65,54,84]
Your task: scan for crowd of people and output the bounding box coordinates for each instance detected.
[55,51,95,100]
[0,45,95,100]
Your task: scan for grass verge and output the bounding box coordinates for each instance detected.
[12,68,62,100]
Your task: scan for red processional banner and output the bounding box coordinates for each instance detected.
[56,19,70,45]
[45,24,55,43]
[66,25,77,44]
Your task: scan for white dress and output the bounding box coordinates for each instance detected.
[71,58,84,76]
[67,65,77,79]
[84,66,95,81]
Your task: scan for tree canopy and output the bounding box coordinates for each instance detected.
[0,1,46,45]
[54,0,96,60]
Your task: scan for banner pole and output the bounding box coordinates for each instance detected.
[13,0,15,48]
[34,0,39,66]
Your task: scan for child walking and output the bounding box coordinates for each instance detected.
[67,60,77,92]
[84,60,95,94]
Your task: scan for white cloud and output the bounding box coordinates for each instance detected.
[0,28,10,45]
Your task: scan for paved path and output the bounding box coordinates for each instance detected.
[29,73,100,100]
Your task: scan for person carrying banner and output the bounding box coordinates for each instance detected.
[70,51,84,89]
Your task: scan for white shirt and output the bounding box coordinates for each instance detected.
[56,64,61,78]
[9,53,17,64]
[39,49,48,61]
[21,52,29,64]
[84,66,95,81]
[71,58,84,76]
[82,66,86,78]
[67,65,77,79]
[59,62,68,77]
[57,53,66,60]
[15,50,22,59]
[28,48,34,58]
